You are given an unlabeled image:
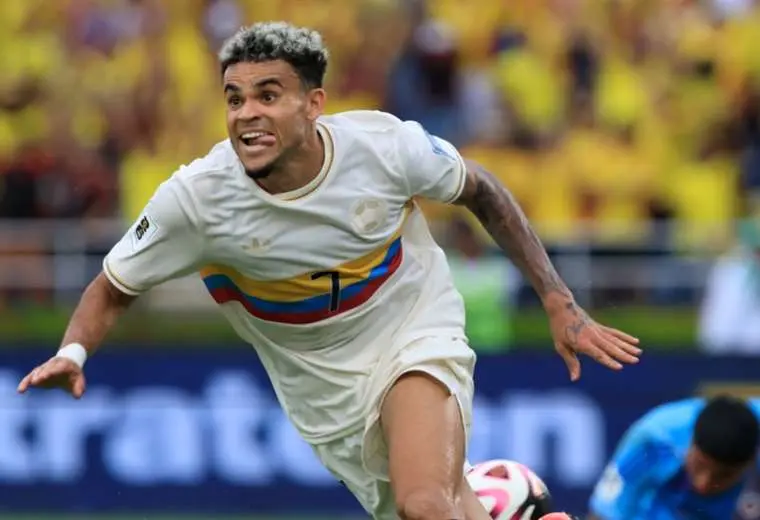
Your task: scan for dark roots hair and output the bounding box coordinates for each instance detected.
[218,22,329,89]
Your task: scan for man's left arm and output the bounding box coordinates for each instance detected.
[394,120,640,379]
[455,160,569,306]
[454,160,640,379]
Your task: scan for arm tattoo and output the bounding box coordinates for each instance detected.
[456,160,572,304]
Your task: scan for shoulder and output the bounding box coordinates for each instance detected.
[606,400,706,465]
[319,110,442,157]
[320,110,463,194]
[318,110,414,187]
[627,399,704,456]
[167,139,243,201]
[172,139,239,185]
[320,109,406,134]
[640,398,704,431]
[148,140,242,227]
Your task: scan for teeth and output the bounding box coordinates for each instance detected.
[242,132,266,139]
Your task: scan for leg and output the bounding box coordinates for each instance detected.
[381,371,490,520]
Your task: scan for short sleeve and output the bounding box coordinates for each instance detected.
[589,427,659,520]
[103,178,205,295]
[396,120,467,203]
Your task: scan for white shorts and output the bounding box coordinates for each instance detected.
[311,336,476,519]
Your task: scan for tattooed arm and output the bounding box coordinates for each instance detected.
[454,159,641,380]
[455,159,572,308]
[389,118,640,379]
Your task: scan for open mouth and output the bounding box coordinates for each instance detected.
[240,131,275,147]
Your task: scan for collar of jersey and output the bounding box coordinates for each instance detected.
[249,122,335,203]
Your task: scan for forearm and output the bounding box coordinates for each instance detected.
[457,160,572,306]
[60,272,136,354]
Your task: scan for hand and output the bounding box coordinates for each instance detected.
[17,357,86,398]
[546,297,641,381]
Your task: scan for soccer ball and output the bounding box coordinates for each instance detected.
[466,459,553,520]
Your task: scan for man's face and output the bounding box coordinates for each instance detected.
[223,59,323,178]
[685,445,752,495]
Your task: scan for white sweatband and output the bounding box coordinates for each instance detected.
[56,343,88,369]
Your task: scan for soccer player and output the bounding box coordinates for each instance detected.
[589,395,760,520]
[17,22,640,520]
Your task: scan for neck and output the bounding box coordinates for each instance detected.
[255,125,325,195]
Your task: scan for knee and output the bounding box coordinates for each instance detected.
[395,486,463,520]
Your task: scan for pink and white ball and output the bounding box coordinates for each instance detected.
[466,459,553,520]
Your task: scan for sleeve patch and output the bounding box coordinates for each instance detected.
[423,128,457,162]
[131,213,158,250]
[595,463,624,502]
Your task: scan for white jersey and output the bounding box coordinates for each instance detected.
[103,110,469,443]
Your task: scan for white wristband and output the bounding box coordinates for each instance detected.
[56,343,88,369]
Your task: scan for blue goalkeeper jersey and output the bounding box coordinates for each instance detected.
[589,397,760,520]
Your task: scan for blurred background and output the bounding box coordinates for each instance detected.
[1,0,760,518]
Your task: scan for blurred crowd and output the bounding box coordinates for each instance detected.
[0,0,758,240]
[2,0,760,332]
[1,0,759,243]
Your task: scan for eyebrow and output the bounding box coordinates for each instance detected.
[223,77,285,94]
[252,77,285,89]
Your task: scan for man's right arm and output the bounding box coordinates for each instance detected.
[59,272,137,357]
[17,178,205,395]
[79,178,205,357]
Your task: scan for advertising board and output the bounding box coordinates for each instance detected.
[0,348,756,515]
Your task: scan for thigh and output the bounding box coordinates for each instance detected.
[380,371,491,520]
[370,338,475,473]
[375,339,489,520]
[381,370,466,499]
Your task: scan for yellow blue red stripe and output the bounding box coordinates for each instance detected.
[199,235,403,324]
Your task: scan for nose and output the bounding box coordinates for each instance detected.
[236,98,261,121]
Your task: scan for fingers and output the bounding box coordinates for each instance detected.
[604,334,641,362]
[567,356,581,382]
[601,326,641,350]
[18,365,49,392]
[31,363,60,387]
[16,370,34,393]
[17,358,83,397]
[597,326,642,363]
[556,345,582,382]
[586,344,623,371]
[31,365,50,386]
[71,375,86,399]
[593,335,639,365]
[569,325,641,375]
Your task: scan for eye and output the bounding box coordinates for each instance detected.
[227,96,242,108]
[261,91,279,104]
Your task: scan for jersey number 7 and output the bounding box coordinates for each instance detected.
[311,270,341,313]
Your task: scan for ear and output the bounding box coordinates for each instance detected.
[305,88,326,121]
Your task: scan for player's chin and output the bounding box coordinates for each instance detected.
[238,150,279,179]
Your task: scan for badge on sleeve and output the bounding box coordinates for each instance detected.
[595,464,624,502]
[131,213,158,250]
[422,127,456,162]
